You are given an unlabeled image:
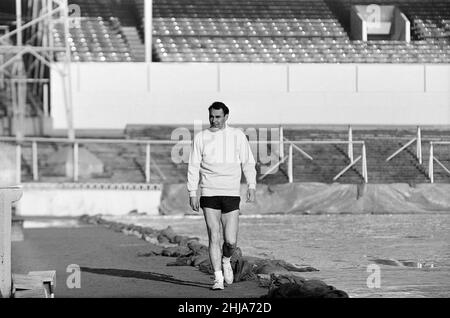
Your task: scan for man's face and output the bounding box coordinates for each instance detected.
[209,108,228,130]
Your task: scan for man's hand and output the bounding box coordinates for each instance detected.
[189,196,200,212]
[246,188,256,203]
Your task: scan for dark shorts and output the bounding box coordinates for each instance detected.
[200,196,241,213]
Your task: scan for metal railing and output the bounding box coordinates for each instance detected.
[0,137,180,183]
[1,131,369,184]
[386,126,423,164]
[259,140,368,183]
[428,141,450,183]
[259,126,368,183]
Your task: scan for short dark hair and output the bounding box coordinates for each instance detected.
[208,101,229,115]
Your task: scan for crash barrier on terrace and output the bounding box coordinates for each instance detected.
[260,130,368,183]
[0,125,368,184]
[428,141,450,183]
[0,137,169,183]
[386,126,423,164]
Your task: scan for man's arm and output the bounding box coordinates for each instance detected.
[239,131,257,201]
[187,134,202,210]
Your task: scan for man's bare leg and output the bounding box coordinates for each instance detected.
[221,209,239,249]
[221,210,239,284]
[203,207,224,289]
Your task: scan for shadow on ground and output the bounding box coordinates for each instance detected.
[80,267,211,289]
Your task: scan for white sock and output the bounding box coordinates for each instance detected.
[214,271,224,281]
[222,257,231,264]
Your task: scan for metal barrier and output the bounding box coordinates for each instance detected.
[0,137,175,183]
[386,126,423,164]
[1,129,369,185]
[259,126,366,183]
[259,137,368,184]
[428,141,450,183]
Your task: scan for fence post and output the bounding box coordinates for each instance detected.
[288,143,293,183]
[279,126,284,159]
[416,126,422,164]
[32,141,38,181]
[362,143,368,183]
[145,143,151,183]
[15,144,21,184]
[348,125,354,162]
[73,142,78,182]
[429,142,434,183]
[43,83,49,117]
[0,186,23,298]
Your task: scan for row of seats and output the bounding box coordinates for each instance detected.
[148,0,350,62]
[149,0,450,63]
[69,0,138,26]
[60,0,148,61]
[156,40,450,63]
[53,0,450,63]
[154,52,449,64]
[53,17,134,62]
[150,0,344,39]
[152,18,347,37]
[154,37,450,62]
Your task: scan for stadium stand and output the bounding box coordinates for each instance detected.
[327,0,450,62]
[47,0,450,63]
[54,17,134,62]
[53,0,158,61]
[150,0,352,62]
[330,0,450,40]
[43,0,450,63]
[148,0,450,63]
[2,1,450,184]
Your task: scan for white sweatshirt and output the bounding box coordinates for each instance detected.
[187,125,257,197]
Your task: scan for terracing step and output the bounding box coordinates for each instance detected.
[121,26,145,61]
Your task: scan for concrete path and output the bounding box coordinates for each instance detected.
[12,224,267,298]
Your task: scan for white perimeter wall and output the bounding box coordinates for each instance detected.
[51,63,450,129]
[17,188,162,216]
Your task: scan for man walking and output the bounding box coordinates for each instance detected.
[187,102,256,290]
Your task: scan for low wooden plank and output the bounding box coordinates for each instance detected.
[28,270,56,297]
[12,274,43,290]
[14,288,48,298]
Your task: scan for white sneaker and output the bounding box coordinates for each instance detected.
[211,278,224,290]
[223,261,234,285]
